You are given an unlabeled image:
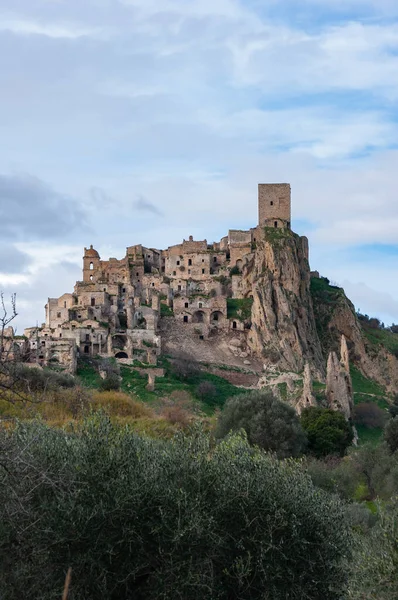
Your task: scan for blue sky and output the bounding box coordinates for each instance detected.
[1,0,398,329]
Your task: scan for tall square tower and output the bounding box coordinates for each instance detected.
[258,183,291,229]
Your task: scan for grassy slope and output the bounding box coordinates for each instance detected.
[77,358,245,415]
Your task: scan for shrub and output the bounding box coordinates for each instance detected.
[91,391,153,418]
[161,405,191,427]
[99,372,120,392]
[171,354,200,381]
[11,364,75,394]
[216,389,307,458]
[196,380,217,402]
[354,403,387,429]
[384,417,398,454]
[0,417,353,600]
[348,499,398,599]
[229,265,241,276]
[301,407,354,458]
[389,395,398,419]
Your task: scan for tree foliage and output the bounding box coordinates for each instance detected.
[354,402,387,429]
[0,416,352,600]
[301,407,353,458]
[384,417,398,454]
[216,389,307,458]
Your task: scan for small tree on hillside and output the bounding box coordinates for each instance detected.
[301,407,353,458]
[354,403,387,429]
[216,389,307,458]
[384,417,398,455]
[171,353,200,381]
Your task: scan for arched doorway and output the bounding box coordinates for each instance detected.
[192,310,205,323]
[115,351,128,359]
[211,311,223,324]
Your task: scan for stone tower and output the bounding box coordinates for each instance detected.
[83,245,100,283]
[258,183,291,229]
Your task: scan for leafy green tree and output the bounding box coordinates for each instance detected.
[301,407,353,458]
[216,389,307,458]
[0,416,352,600]
[348,499,398,600]
[384,417,398,454]
[389,395,398,419]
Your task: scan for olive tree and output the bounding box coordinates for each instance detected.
[216,389,307,458]
[0,416,352,600]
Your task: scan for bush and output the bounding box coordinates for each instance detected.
[196,380,217,402]
[354,403,387,429]
[384,417,398,454]
[348,499,398,599]
[161,404,191,427]
[0,417,353,599]
[216,389,307,458]
[12,364,75,394]
[171,354,200,381]
[389,395,398,419]
[301,407,354,458]
[91,391,153,418]
[99,372,120,392]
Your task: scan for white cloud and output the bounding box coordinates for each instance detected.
[1,0,398,327]
[0,17,102,38]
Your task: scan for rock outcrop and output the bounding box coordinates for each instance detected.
[326,336,354,420]
[311,276,398,393]
[240,229,325,378]
[296,362,317,414]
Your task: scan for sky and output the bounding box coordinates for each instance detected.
[1,0,398,331]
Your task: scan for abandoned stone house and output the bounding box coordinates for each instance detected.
[23,184,293,372]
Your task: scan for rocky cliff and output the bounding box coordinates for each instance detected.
[240,228,325,378]
[310,276,398,393]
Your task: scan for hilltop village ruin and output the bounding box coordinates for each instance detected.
[20,183,295,373]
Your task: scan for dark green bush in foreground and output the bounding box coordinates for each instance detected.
[301,406,354,458]
[0,416,352,600]
[216,389,307,458]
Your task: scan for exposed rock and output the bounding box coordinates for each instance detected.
[311,277,398,393]
[296,362,316,414]
[326,336,354,420]
[146,372,155,392]
[239,230,325,378]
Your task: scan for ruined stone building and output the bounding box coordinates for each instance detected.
[23,184,299,372]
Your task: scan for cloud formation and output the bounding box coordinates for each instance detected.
[0,174,86,241]
[0,0,398,328]
[134,196,163,216]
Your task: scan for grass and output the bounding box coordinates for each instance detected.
[119,360,246,414]
[160,303,174,317]
[76,361,103,389]
[350,365,389,408]
[263,226,292,245]
[310,277,344,306]
[313,381,326,390]
[227,298,253,321]
[362,326,398,356]
[356,424,384,446]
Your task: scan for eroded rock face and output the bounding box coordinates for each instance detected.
[326,336,354,420]
[296,362,317,414]
[240,230,325,378]
[312,279,398,393]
